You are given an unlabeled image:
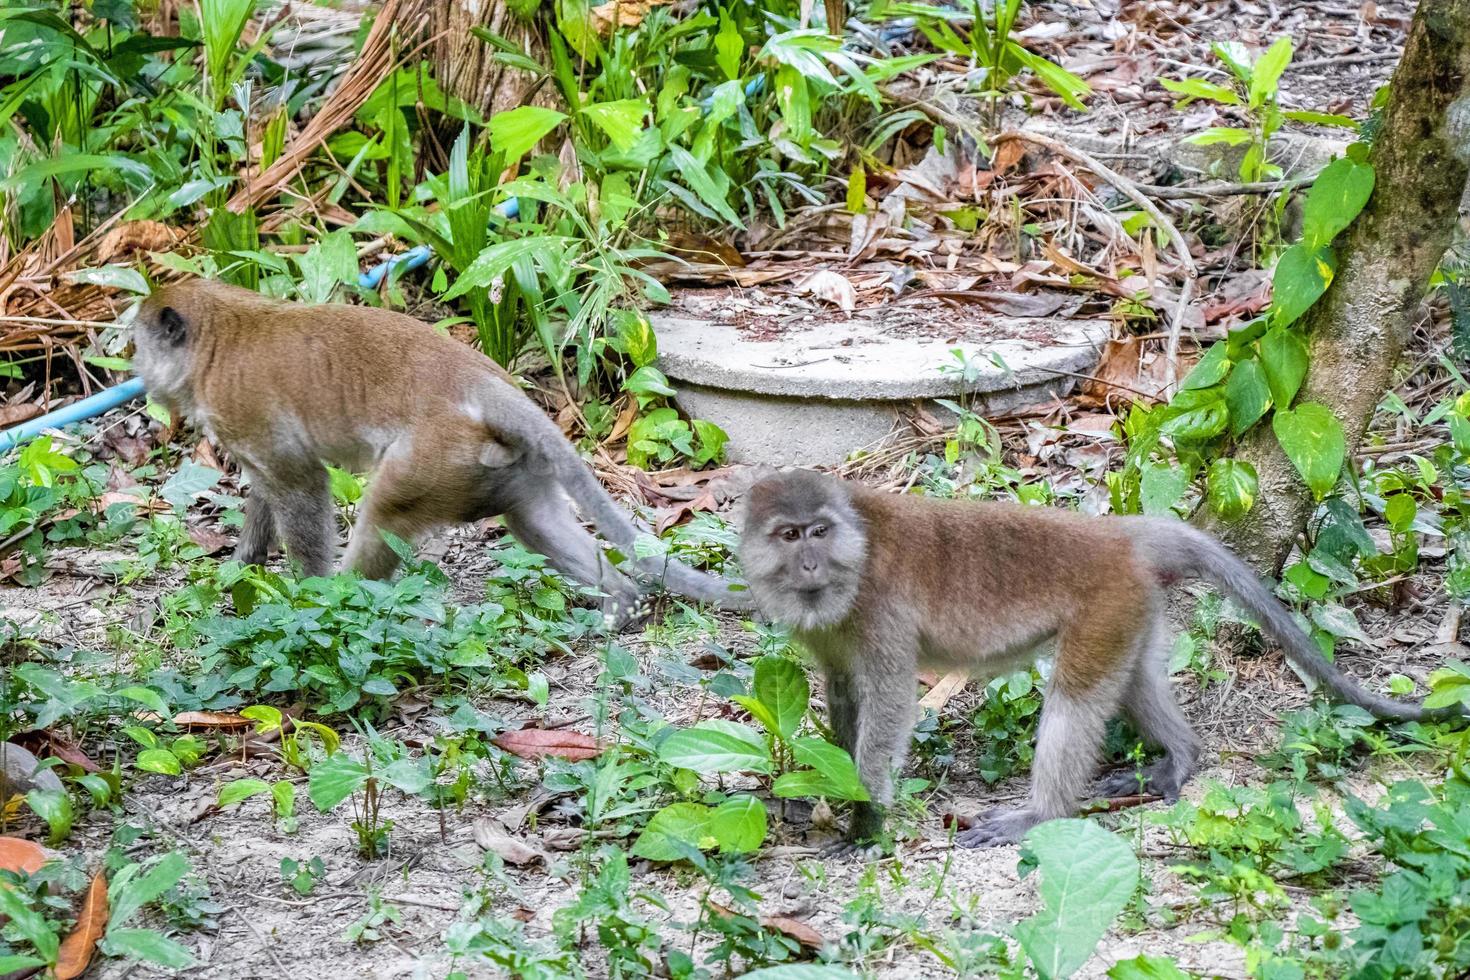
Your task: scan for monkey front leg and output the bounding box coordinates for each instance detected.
[233,488,278,566]
[830,654,916,853]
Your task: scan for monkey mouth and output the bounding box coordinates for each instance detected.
[796,586,826,602]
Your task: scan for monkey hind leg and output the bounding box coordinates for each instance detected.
[233,478,278,566]
[341,468,441,580]
[503,494,643,630]
[1095,616,1202,801]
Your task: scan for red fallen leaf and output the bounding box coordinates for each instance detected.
[0,837,48,875]
[55,871,108,979]
[12,730,100,773]
[510,907,536,922]
[173,711,253,729]
[492,727,603,762]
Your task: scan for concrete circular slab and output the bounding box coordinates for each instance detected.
[653,304,1111,465]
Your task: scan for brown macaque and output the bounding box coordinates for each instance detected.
[131,279,750,625]
[739,469,1459,851]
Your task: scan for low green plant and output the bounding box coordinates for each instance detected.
[280,857,324,896]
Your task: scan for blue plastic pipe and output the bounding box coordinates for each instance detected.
[0,197,523,454]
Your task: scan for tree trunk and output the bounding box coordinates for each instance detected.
[1199,1,1470,574]
[427,1,547,118]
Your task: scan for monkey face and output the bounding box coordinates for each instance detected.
[740,471,867,631]
[132,288,200,414]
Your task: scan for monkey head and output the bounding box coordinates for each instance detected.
[132,281,211,416]
[739,469,867,631]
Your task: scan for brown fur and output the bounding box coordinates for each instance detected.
[131,279,750,622]
[740,469,1455,852]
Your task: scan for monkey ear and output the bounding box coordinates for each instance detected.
[157,306,187,346]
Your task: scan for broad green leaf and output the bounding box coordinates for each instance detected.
[1011,45,1090,110]
[1206,459,1258,520]
[1224,356,1272,434]
[666,145,744,228]
[709,795,767,853]
[788,736,868,800]
[1259,326,1309,409]
[68,265,149,294]
[1108,955,1195,979]
[1312,602,1369,643]
[1183,126,1253,147]
[1159,389,1228,443]
[218,779,271,808]
[0,153,151,193]
[381,757,431,795]
[1271,243,1336,327]
[115,685,168,714]
[1272,402,1345,501]
[443,236,571,300]
[0,957,45,975]
[754,655,809,739]
[25,788,72,844]
[110,852,189,926]
[1140,462,1188,516]
[1181,341,1229,390]
[658,720,772,774]
[1248,37,1293,109]
[1301,157,1374,248]
[487,105,567,165]
[0,888,57,961]
[293,230,359,304]
[581,99,647,152]
[1283,109,1358,128]
[135,749,181,776]
[732,695,783,736]
[1014,819,1141,980]
[631,802,712,861]
[102,928,196,969]
[1158,77,1240,105]
[158,461,222,511]
[307,754,370,811]
[715,10,742,80]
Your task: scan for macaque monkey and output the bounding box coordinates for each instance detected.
[739,469,1458,850]
[131,279,749,625]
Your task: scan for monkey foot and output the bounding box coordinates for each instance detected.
[953,807,1036,848]
[1093,766,1184,801]
[822,837,886,861]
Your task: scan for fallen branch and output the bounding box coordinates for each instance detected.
[1136,174,1317,199]
[994,129,1199,390]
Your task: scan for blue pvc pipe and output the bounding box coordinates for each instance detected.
[0,377,148,454]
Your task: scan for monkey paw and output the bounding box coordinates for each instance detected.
[822,837,886,861]
[1093,765,1184,801]
[954,808,1035,849]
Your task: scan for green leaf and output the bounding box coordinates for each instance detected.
[715,10,742,80]
[581,99,647,152]
[1271,243,1336,327]
[0,887,57,961]
[631,802,712,861]
[1010,44,1090,110]
[1181,342,1229,390]
[293,230,359,304]
[658,720,772,774]
[1159,389,1228,443]
[1183,126,1253,147]
[1140,462,1188,516]
[219,779,271,808]
[1248,37,1293,109]
[1108,954,1195,980]
[1158,77,1240,105]
[1014,819,1141,980]
[1272,402,1345,501]
[158,461,222,511]
[68,265,150,294]
[1224,356,1272,434]
[381,757,431,795]
[754,656,809,739]
[135,749,181,776]
[1301,157,1374,248]
[0,153,151,193]
[0,957,45,975]
[709,795,767,853]
[25,788,72,844]
[1258,326,1310,411]
[102,928,196,969]
[110,852,189,926]
[307,754,370,811]
[665,145,745,229]
[115,685,168,714]
[1206,459,1258,520]
[488,105,567,165]
[732,695,783,736]
[1283,109,1359,128]
[788,736,868,800]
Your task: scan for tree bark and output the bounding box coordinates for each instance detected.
[426,1,546,118]
[1199,1,1470,574]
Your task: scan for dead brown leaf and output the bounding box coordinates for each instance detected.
[172,711,253,729]
[795,270,857,313]
[188,525,233,556]
[0,401,41,428]
[55,871,108,979]
[12,730,99,773]
[590,0,670,33]
[96,220,178,263]
[708,903,826,953]
[1078,336,1170,407]
[192,439,223,471]
[989,138,1026,175]
[493,727,603,762]
[0,837,48,876]
[473,819,547,866]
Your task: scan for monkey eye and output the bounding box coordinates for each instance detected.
[780,527,801,542]
[810,524,828,538]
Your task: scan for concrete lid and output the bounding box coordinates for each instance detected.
[652,309,1112,400]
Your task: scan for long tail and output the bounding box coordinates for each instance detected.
[524,418,754,609]
[1130,519,1457,722]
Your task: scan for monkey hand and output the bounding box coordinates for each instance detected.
[822,802,889,859]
